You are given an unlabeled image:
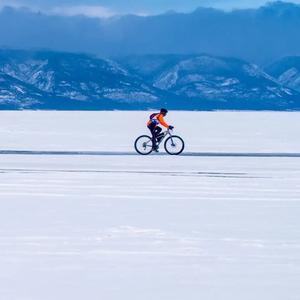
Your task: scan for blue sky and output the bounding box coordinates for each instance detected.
[1,0,300,17]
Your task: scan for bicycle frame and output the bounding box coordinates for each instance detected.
[156,129,173,146]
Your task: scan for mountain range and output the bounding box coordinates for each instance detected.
[267,56,300,93]
[0,49,300,110]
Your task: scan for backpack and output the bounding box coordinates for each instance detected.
[149,113,158,120]
[149,113,159,125]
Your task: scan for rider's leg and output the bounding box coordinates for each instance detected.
[150,127,162,152]
[148,124,157,147]
[155,127,163,143]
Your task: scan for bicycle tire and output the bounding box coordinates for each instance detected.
[164,135,185,155]
[134,135,154,155]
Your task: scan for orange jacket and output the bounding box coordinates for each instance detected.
[147,113,169,128]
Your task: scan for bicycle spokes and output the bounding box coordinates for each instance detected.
[164,135,185,155]
[134,135,154,155]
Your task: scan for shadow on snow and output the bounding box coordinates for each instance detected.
[0,150,300,158]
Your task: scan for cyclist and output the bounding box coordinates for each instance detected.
[147,108,174,151]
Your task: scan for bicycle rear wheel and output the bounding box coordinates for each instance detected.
[134,135,154,155]
[164,135,185,155]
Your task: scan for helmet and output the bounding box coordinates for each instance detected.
[160,108,168,114]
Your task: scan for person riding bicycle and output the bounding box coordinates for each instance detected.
[147,108,174,152]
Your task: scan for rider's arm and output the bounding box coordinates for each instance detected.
[157,114,169,128]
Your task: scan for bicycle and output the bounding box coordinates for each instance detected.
[134,129,185,155]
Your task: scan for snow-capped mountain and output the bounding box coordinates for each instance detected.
[0,71,47,108]
[0,49,161,109]
[266,57,300,93]
[121,54,300,110]
[0,49,300,110]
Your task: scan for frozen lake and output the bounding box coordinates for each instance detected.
[0,111,300,300]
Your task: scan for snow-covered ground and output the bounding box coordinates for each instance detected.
[0,111,300,300]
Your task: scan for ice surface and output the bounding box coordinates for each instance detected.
[0,111,299,300]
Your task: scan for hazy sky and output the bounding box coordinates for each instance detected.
[1,0,300,17]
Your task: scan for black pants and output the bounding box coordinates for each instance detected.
[148,124,163,145]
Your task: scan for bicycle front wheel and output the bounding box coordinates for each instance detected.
[134,135,154,155]
[164,135,185,155]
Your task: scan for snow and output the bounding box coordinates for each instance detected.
[154,66,179,89]
[220,78,240,86]
[14,86,25,94]
[0,111,300,300]
[243,64,261,77]
[104,91,158,102]
[278,68,300,92]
